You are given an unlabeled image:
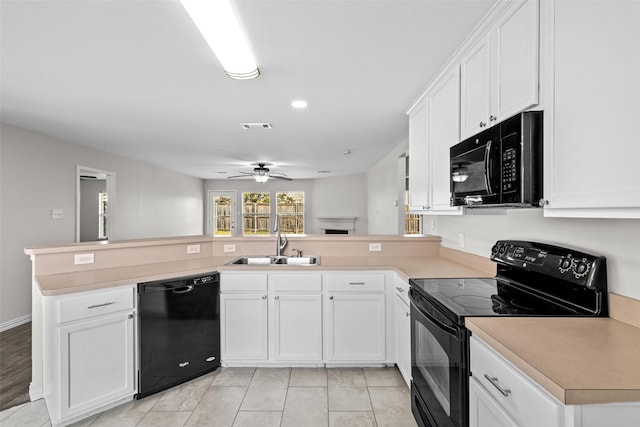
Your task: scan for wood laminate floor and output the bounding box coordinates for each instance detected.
[0,322,31,412]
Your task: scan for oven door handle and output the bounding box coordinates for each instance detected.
[410,295,459,336]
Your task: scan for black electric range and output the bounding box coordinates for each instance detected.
[408,240,608,427]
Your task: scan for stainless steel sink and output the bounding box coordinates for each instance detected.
[226,255,320,266]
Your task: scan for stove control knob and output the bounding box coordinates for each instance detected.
[574,260,591,278]
[559,257,572,273]
[498,245,507,255]
[491,244,500,255]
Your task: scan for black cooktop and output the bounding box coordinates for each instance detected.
[409,276,584,323]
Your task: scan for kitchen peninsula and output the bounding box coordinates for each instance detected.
[24,234,640,427]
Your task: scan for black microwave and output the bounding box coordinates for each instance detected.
[450,111,543,208]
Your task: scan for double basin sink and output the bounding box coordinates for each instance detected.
[226,255,320,266]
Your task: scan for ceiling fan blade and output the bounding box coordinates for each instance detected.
[226,175,253,179]
[270,175,293,181]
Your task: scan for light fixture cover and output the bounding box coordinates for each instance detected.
[254,174,269,183]
[180,0,259,79]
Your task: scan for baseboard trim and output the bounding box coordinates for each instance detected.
[29,383,43,401]
[0,314,32,332]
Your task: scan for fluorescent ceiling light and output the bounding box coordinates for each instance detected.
[180,0,260,80]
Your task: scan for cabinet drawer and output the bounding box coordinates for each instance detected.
[394,276,410,304]
[57,286,134,324]
[325,273,385,292]
[220,273,268,292]
[470,336,562,427]
[270,273,322,292]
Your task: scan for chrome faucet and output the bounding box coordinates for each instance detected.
[274,215,288,257]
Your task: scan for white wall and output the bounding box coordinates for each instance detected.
[0,123,204,327]
[367,139,408,234]
[204,173,369,235]
[436,209,640,299]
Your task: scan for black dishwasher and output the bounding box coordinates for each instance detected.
[137,272,220,399]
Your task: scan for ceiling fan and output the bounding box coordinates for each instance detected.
[227,163,292,183]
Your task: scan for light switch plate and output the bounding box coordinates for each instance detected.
[369,243,382,252]
[458,233,465,248]
[187,245,201,254]
[223,244,236,253]
[74,253,94,265]
[51,209,64,219]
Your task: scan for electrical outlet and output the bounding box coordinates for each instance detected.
[223,244,236,253]
[369,243,382,252]
[74,253,94,265]
[187,245,201,254]
[458,233,465,248]
[429,219,436,232]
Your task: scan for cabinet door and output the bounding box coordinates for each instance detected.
[460,34,492,140]
[220,293,268,361]
[326,293,385,361]
[408,97,430,211]
[543,0,640,217]
[427,65,463,214]
[469,376,519,427]
[493,0,539,121]
[394,295,411,386]
[59,311,135,418]
[273,294,323,361]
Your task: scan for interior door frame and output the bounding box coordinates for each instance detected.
[76,165,116,242]
[207,190,237,236]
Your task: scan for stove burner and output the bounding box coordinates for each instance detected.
[490,294,560,315]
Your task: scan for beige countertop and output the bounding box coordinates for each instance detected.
[35,254,491,296]
[466,317,640,405]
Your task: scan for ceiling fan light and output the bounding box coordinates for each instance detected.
[180,0,260,80]
[254,174,269,183]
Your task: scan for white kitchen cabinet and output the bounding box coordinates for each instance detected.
[471,335,563,427]
[408,96,430,212]
[43,285,136,426]
[271,272,323,362]
[220,293,268,361]
[471,335,640,427]
[541,0,640,218]
[426,65,464,214]
[460,0,539,140]
[469,375,519,427]
[393,276,411,386]
[326,272,386,362]
[272,293,323,361]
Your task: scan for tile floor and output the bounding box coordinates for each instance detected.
[0,367,418,427]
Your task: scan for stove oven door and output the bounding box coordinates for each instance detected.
[410,288,468,427]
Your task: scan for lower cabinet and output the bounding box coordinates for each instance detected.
[43,284,136,426]
[272,293,323,361]
[469,375,519,427]
[470,335,640,427]
[325,293,386,361]
[220,271,388,365]
[220,293,269,361]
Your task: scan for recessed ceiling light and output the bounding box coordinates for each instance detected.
[317,170,331,174]
[291,100,308,109]
[343,150,351,155]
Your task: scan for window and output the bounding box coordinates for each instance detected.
[242,192,271,235]
[276,192,305,235]
[405,156,422,235]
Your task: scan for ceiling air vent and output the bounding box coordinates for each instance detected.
[241,123,272,129]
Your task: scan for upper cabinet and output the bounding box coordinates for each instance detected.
[540,0,640,218]
[427,66,464,214]
[407,97,430,212]
[460,0,540,140]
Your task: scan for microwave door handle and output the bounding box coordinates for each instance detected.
[484,139,493,193]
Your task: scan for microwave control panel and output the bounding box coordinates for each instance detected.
[502,147,518,192]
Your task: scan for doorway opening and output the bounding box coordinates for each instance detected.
[76,166,115,242]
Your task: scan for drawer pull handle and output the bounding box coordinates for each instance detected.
[348,282,366,285]
[483,374,511,397]
[87,301,115,309]
[395,287,405,292]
